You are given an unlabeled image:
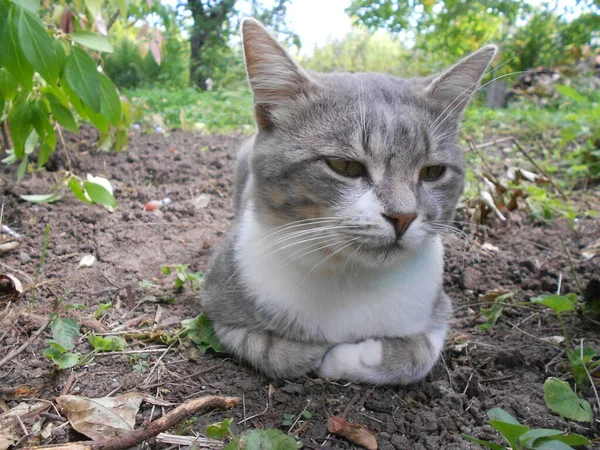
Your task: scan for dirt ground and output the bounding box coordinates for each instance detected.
[0,128,599,449]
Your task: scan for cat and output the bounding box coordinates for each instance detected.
[200,18,496,384]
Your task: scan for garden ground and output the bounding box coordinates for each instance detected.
[0,127,599,449]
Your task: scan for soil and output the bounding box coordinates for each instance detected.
[0,127,599,450]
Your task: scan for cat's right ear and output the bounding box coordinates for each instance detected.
[242,18,316,130]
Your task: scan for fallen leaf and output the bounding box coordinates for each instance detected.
[78,255,96,268]
[0,401,50,449]
[328,416,378,450]
[0,241,20,254]
[56,393,145,440]
[0,274,23,296]
[540,335,565,345]
[581,238,599,261]
[481,242,499,252]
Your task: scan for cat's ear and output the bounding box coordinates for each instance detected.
[425,45,497,113]
[241,18,316,129]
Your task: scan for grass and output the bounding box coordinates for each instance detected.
[123,85,254,133]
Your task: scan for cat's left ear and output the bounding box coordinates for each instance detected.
[425,45,497,113]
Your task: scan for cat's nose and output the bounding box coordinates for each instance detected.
[383,213,417,237]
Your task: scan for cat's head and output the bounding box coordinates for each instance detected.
[241,18,496,269]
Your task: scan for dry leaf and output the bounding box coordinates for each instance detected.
[0,274,23,296]
[581,238,600,261]
[150,40,161,65]
[0,240,20,254]
[0,402,49,450]
[56,393,145,440]
[328,416,378,450]
[192,194,211,210]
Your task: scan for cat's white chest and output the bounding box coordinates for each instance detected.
[236,211,444,343]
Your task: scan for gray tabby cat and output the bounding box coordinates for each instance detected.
[201,18,496,384]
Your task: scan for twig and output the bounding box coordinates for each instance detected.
[91,395,240,450]
[91,348,173,357]
[512,138,567,201]
[39,412,67,423]
[0,318,51,366]
[55,126,72,173]
[287,399,311,434]
[237,400,269,425]
[341,393,361,420]
[142,343,175,386]
[507,321,563,349]
[155,433,224,448]
[480,374,515,383]
[466,138,496,181]
[142,360,228,390]
[559,238,584,294]
[470,136,515,150]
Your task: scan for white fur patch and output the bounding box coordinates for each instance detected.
[317,339,383,381]
[236,207,445,344]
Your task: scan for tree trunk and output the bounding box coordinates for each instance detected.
[188,0,236,89]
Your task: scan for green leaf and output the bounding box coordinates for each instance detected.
[17,7,58,84]
[16,155,28,181]
[532,440,577,450]
[180,314,223,354]
[84,0,102,18]
[83,102,109,133]
[9,0,39,13]
[93,302,112,319]
[20,193,62,203]
[520,428,564,446]
[43,347,79,369]
[83,180,117,207]
[487,408,522,426]
[224,429,302,450]
[120,97,132,127]
[31,102,57,150]
[206,418,233,439]
[68,177,91,203]
[24,128,38,155]
[549,433,591,446]
[489,420,529,449]
[0,10,34,91]
[543,378,593,422]
[461,435,505,450]
[533,295,575,315]
[0,69,18,100]
[87,333,125,352]
[54,39,66,77]
[60,76,89,120]
[8,101,32,158]
[98,72,121,125]
[37,142,53,167]
[118,0,128,22]
[48,94,79,133]
[114,127,129,151]
[555,85,587,103]
[65,46,100,112]
[71,31,114,53]
[51,317,81,351]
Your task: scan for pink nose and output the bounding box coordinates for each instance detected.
[384,213,417,237]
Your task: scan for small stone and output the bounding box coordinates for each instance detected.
[541,276,558,292]
[19,251,31,264]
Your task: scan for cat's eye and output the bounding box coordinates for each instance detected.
[326,159,366,178]
[419,165,446,182]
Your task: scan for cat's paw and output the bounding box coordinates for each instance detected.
[317,339,383,381]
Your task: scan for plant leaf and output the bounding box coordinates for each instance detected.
[47,94,79,133]
[180,314,223,353]
[9,0,39,13]
[65,46,100,112]
[37,142,53,167]
[206,418,233,439]
[87,333,125,352]
[461,434,505,450]
[555,85,587,103]
[0,8,34,91]
[8,101,32,158]
[0,68,18,100]
[56,393,144,440]
[71,31,114,53]
[488,420,529,450]
[533,295,575,314]
[17,7,58,84]
[83,180,117,207]
[30,102,56,150]
[68,177,91,203]
[51,317,81,351]
[543,378,593,422]
[328,416,378,450]
[83,0,102,19]
[98,72,121,125]
[224,429,302,450]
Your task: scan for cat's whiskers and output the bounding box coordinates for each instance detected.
[304,238,361,279]
[261,224,366,253]
[286,237,356,268]
[258,217,346,242]
[342,240,366,277]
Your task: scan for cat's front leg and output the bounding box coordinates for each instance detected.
[316,325,447,385]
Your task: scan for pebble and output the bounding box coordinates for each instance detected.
[19,251,31,264]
